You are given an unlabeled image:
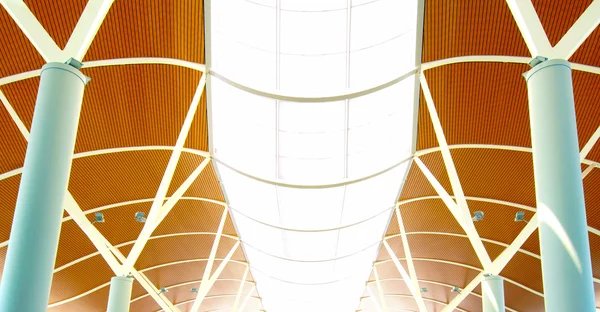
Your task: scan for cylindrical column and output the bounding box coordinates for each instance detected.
[481,275,504,312]
[0,62,88,311]
[107,276,134,312]
[525,59,595,311]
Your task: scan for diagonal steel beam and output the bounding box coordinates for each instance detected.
[238,285,256,311]
[232,265,249,312]
[420,74,492,269]
[442,214,539,312]
[373,266,389,312]
[190,240,241,312]
[551,0,600,59]
[62,0,115,60]
[382,241,421,303]
[366,284,384,312]
[198,207,228,297]
[505,0,552,57]
[0,0,63,61]
[123,75,207,273]
[394,205,427,312]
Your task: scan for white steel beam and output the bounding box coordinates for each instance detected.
[551,0,600,59]
[382,241,420,303]
[419,74,492,269]
[581,125,600,162]
[190,241,241,312]
[373,267,389,312]
[366,285,384,312]
[0,90,29,139]
[198,207,228,300]
[505,0,552,57]
[232,265,249,312]
[442,214,539,312]
[62,0,115,60]
[0,0,63,61]
[238,285,256,312]
[123,75,207,273]
[393,206,427,312]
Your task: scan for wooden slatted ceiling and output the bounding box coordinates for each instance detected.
[421,0,529,63]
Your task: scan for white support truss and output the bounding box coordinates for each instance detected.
[62,0,115,60]
[123,75,207,273]
[198,207,228,303]
[419,74,492,270]
[504,0,552,57]
[551,0,600,59]
[190,241,241,312]
[393,206,427,312]
[382,241,422,305]
[373,266,389,312]
[238,285,256,312]
[442,214,539,312]
[232,265,249,312]
[1,0,114,62]
[366,284,384,312]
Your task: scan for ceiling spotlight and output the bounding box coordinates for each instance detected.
[420,287,428,293]
[134,211,147,223]
[451,286,460,293]
[515,211,528,223]
[472,211,484,222]
[92,212,105,224]
[158,287,168,294]
[190,287,198,293]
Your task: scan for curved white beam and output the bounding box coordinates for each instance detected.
[375,257,543,297]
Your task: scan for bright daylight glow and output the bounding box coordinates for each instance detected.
[210,0,419,310]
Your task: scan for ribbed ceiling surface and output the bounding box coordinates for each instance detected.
[0,0,599,311]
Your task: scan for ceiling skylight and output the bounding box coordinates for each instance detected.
[209,0,420,310]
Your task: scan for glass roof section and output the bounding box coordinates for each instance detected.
[209,0,420,310]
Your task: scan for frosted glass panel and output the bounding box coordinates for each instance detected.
[277,186,345,230]
[280,10,346,55]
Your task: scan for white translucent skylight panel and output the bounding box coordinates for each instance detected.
[211,0,276,89]
[244,245,336,284]
[333,244,379,278]
[281,0,347,11]
[336,211,390,256]
[211,79,277,178]
[341,163,408,225]
[277,186,345,230]
[350,0,417,51]
[281,10,346,55]
[283,230,339,261]
[347,78,416,178]
[217,164,279,224]
[233,211,286,257]
[349,33,417,89]
[279,101,345,133]
[211,35,276,89]
[280,53,346,94]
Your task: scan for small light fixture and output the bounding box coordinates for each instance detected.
[420,287,428,293]
[472,211,484,222]
[135,211,147,223]
[451,286,460,293]
[158,287,168,294]
[514,211,528,223]
[190,287,198,293]
[92,212,104,224]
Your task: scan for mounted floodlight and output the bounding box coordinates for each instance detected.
[190,287,198,293]
[451,286,460,293]
[515,211,527,222]
[472,211,484,222]
[420,287,428,293]
[134,211,147,223]
[92,212,104,224]
[158,287,168,294]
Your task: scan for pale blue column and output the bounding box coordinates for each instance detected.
[525,59,595,311]
[107,276,134,312]
[481,275,504,312]
[0,62,88,311]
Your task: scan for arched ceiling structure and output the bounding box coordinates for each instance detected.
[0,0,599,311]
